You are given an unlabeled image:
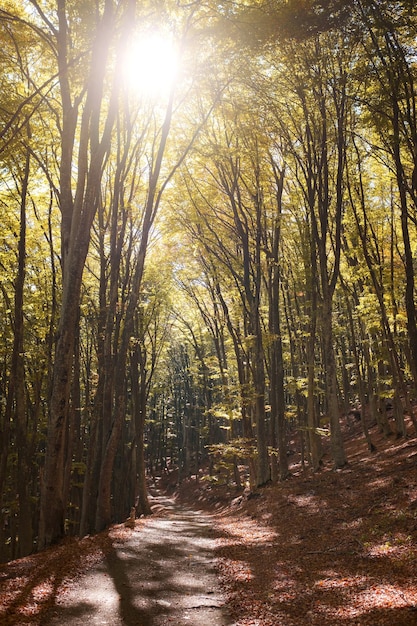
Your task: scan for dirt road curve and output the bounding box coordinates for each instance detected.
[45,495,231,626]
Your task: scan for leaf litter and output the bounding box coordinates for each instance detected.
[1,418,417,625]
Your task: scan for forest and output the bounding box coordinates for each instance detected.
[1,0,417,566]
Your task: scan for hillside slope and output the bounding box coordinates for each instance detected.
[177,419,417,625]
[1,419,417,625]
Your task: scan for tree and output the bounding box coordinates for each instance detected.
[356,0,417,394]
[266,31,350,468]
[39,0,133,549]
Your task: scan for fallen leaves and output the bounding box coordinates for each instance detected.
[1,419,417,625]
[0,524,133,625]
[208,419,417,625]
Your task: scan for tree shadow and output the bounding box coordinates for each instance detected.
[0,533,112,625]
[214,452,417,625]
[36,504,231,626]
[103,510,232,625]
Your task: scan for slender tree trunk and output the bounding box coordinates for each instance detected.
[282,279,306,469]
[306,341,321,470]
[95,89,175,531]
[268,162,289,481]
[349,143,417,436]
[214,281,256,485]
[39,0,120,548]
[304,233,322,470]
[15,148,32,556]
[322,289,346,468]
[252,319,270,486]
[269,272,289,481]
[131,343,151,516]
[361,6,417,390]
[343,285,375,451]
[392,103,417,390]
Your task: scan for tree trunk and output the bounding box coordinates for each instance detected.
[131,343,151,516]
[15,148,33,556]
[39,0,128,548]
[306,334,323,470]
[268,161,289,481]
[252,313,270,487]
[269,274,289,481]
[322,293,346,468]
[95,352,127,532]
[95,88,175,531]
[343,287,375,451]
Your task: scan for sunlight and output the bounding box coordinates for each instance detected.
[123,31,179,98]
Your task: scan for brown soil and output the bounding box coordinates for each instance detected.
[1,418,417,625]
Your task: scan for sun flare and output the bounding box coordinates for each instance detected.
[123,32,179,98]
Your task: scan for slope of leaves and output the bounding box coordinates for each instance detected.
[0,524,135,625]
[207,421,417,625]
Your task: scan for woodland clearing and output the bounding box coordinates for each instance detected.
[1,417,417,625]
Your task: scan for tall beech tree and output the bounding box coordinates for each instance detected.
[270,31,350,468]
[346,135,417,436]
[175,90,290,485]
[356,0,417,393]
[93,88,177,532]
[38,0,134,549]
[264,152,289,480]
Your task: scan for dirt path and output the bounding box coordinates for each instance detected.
[45,495,231,626]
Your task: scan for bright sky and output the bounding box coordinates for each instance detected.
[123,32,179,98]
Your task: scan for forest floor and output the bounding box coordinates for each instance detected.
[175,416,417,626]
[1,417,417,625]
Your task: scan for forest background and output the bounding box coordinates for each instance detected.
[1,0,417,562]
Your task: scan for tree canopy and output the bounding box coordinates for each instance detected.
[1,0,417,559]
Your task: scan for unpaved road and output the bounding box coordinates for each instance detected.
[45,495,231,626]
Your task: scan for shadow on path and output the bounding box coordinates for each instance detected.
[45,495,231,626]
